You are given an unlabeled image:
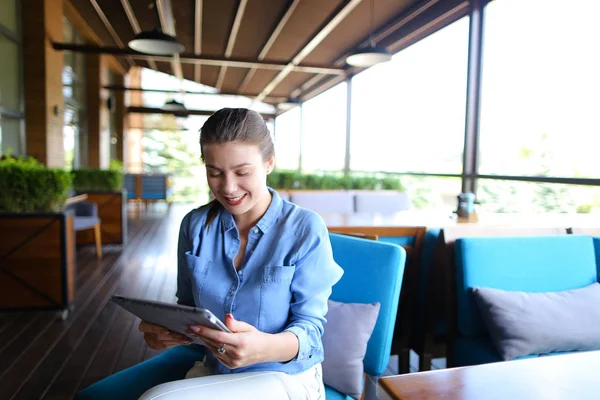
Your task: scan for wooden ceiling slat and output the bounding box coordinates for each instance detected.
[242,70,279,95]
[236,0,297,94]
[263,0,344,62]
[68,0,117,47]
[202,0,236,56]
[270,72,314,97]
[216,0,248,91]
[128,0,161,33]
[303,0,415,65]
[220,68,249,94]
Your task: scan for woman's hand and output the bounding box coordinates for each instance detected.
[139,320,193,350]
[188,314,272,369]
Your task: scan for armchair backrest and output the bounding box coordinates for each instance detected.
[64,201,97,217]
[328,233,406,376]
[454,235,597,339]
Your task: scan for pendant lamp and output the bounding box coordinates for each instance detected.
[128,28,185,55]
[346,0,392,67]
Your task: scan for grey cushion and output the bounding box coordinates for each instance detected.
[322,299,380,400]
[472,283,600,361]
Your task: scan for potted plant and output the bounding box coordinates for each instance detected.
[0,155,75,314]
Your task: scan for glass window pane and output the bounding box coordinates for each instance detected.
[0,0,18,34]
[479,0,600,178]
[301,83,347,172]
[274,107,301,171]
[0,116,23,155]
[402,176,462,213]
[478,179,600,214]
[0,35,21,112]
[350,17,468,174]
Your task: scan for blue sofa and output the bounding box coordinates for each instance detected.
[452,235,599,367]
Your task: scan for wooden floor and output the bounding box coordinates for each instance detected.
[0,203,188,400]
[0,203,438,400]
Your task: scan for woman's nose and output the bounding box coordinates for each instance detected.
[223,176,237,193]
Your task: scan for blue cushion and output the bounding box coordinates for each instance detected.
[455,235,597,338]
[329,234,406,377]
[73,216,100,231]
[325,385,352,400]
[379,236,414,247]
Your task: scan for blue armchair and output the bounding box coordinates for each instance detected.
[327,233,406,400]
[64,201,102,260]
[452,235,597,367]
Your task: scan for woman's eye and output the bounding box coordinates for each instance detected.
[208,172,221,177]
[237,171,250,176]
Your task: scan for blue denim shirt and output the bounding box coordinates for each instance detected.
[176,188,343,375]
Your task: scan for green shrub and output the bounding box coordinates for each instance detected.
[268,170,404,191]
[72,168,124,192]
[0,156,72,212]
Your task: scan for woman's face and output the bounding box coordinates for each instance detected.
[203,141,274,224]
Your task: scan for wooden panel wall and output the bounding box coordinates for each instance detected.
[22,0,64,167]
[114,74,125,163]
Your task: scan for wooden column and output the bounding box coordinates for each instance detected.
[114,73,125,163]
[86,54,110,169]
[126,67,143,173]
[22,0,64,167]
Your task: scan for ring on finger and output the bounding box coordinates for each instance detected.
[217,344,226,355]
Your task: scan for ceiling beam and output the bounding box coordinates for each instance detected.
[216,0,248,91]
[121,0,159,71]
[156,0,184,81]
[88,0,135,68]
[238,0,300,94]
[253,0,360,103]
[52,43,346,75]
[194,0,203,82]
[128,106,275,119]
[105,85,288,103]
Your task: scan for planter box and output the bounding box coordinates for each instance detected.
[0,213,75,312]
[76,190,127,245]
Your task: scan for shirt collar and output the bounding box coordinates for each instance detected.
[219,187,282,233]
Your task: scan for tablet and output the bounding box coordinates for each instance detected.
[110,294,231,345]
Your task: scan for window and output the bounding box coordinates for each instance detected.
[477,179,600,214]
[0,0,23,156]
[301,82,347,172]
[350,17,469,174]
[62,17,87,169]
[274,107,301,171]
[479,0,600,179]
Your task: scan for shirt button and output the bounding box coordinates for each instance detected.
[253,228,259,233]
[229,290,234,295]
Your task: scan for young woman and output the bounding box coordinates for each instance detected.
[77,108,343,399]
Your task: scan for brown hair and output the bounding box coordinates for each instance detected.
[200,108,274,228]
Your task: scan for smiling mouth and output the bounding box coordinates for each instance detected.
[223,194,247,205]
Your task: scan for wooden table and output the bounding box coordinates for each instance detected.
[320,211,600,229]
[378,351,600,400]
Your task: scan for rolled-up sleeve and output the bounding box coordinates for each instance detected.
[284,213,343,361]
[176,213,195,307]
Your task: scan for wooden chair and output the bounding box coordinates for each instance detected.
[64,201,103,260]
[328,226,426,374]
[418,226,568,369]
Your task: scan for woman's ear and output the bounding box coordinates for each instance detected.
[266,157,275,174]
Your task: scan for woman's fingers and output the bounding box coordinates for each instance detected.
[139,320,168,334]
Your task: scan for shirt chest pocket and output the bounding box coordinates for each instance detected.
[185,251,211,298]
[259,265,295,332]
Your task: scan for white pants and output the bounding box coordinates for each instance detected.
[138,364,324,400]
